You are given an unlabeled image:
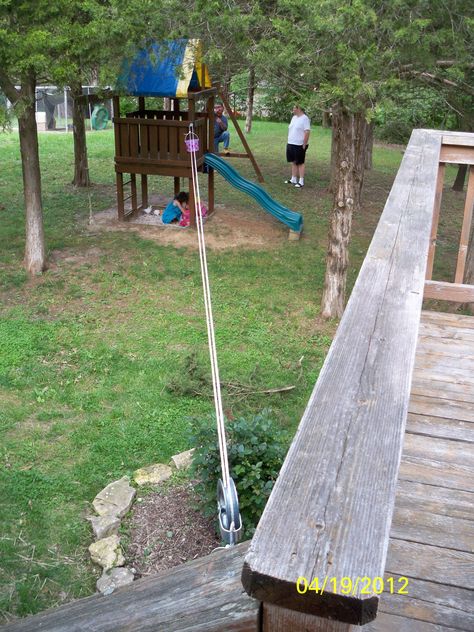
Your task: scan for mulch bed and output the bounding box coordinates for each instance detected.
[125,481,221,577]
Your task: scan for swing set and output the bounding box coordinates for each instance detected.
[113,39,263,228]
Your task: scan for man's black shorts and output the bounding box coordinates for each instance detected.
[286,143,307,165]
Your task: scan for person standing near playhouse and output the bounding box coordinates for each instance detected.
[285,105,311,188]
[214,103,230,154]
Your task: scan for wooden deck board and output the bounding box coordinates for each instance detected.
[406,413,474,442]
[409,380,474,405]
[377,310,474,630]
[370,575,474,630]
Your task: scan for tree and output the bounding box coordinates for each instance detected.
[0,0,170,272]
[62,0,172,187]
[251,0,473,317]
[0,1,73,273]
[245,66,256,133]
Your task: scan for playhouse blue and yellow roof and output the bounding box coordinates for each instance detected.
[118,39,212,98]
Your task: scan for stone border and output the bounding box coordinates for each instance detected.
[87,449,194,595]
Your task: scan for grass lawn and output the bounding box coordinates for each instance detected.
[0,120,465,622]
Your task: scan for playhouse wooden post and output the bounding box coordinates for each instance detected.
[218,88,265,183]
[130,174,138,216]
[188,95,195,121]
[208,93,215,215]
[208,93,215,153]
[113,97,125,221]
[112,96,120,118]
[116,173,125,221]
[141,175,148,209]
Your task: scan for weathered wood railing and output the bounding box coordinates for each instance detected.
[3,543,258,632]
[424,132,474,304]
[5,129,473,631]
[241,128,443,629]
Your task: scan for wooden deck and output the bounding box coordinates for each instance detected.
[367,310,474,632]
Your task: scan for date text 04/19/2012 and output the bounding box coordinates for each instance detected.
[296,576,409,596]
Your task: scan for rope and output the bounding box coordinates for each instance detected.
[186,124,230,489]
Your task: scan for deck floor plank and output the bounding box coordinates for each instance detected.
[373,575,474,630]
[409,380,474,405]
[377,310,474,630]
[406,413,474,442]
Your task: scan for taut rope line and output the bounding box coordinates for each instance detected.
[185,124,242,545]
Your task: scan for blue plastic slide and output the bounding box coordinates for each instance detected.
[203,153,303,233]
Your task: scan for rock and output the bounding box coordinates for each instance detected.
[88,514,121,540]
[89,535,125,570]
[96,567,135,595]
[169,449,195,471]
[92,476,136,518]
[133,463,172,486]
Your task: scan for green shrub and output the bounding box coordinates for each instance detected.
[189,410,290,538]
[375,85,459,143]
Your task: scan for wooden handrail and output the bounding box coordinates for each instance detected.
[3,543,259,632]
[241,129,443,626]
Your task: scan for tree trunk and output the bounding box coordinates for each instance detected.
[18,75,46,275]
[321,107,367,319]
[71,82,90,187]
[245,67,255,134]
[364,121,374,170]
[322,110,331,128]
[452,164,467,191]
[329,122,338,193]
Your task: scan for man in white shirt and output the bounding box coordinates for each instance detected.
[285,105,311,188]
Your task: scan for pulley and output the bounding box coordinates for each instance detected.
[217,478,242,545]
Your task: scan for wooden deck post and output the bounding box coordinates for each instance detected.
[455,164,474,283]
[425,163,445,280]
[263,605,353,631]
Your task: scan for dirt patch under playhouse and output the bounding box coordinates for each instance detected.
[89,193,289,251]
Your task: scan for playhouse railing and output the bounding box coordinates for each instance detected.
[113,113,207,169]
[4,129,472,632]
